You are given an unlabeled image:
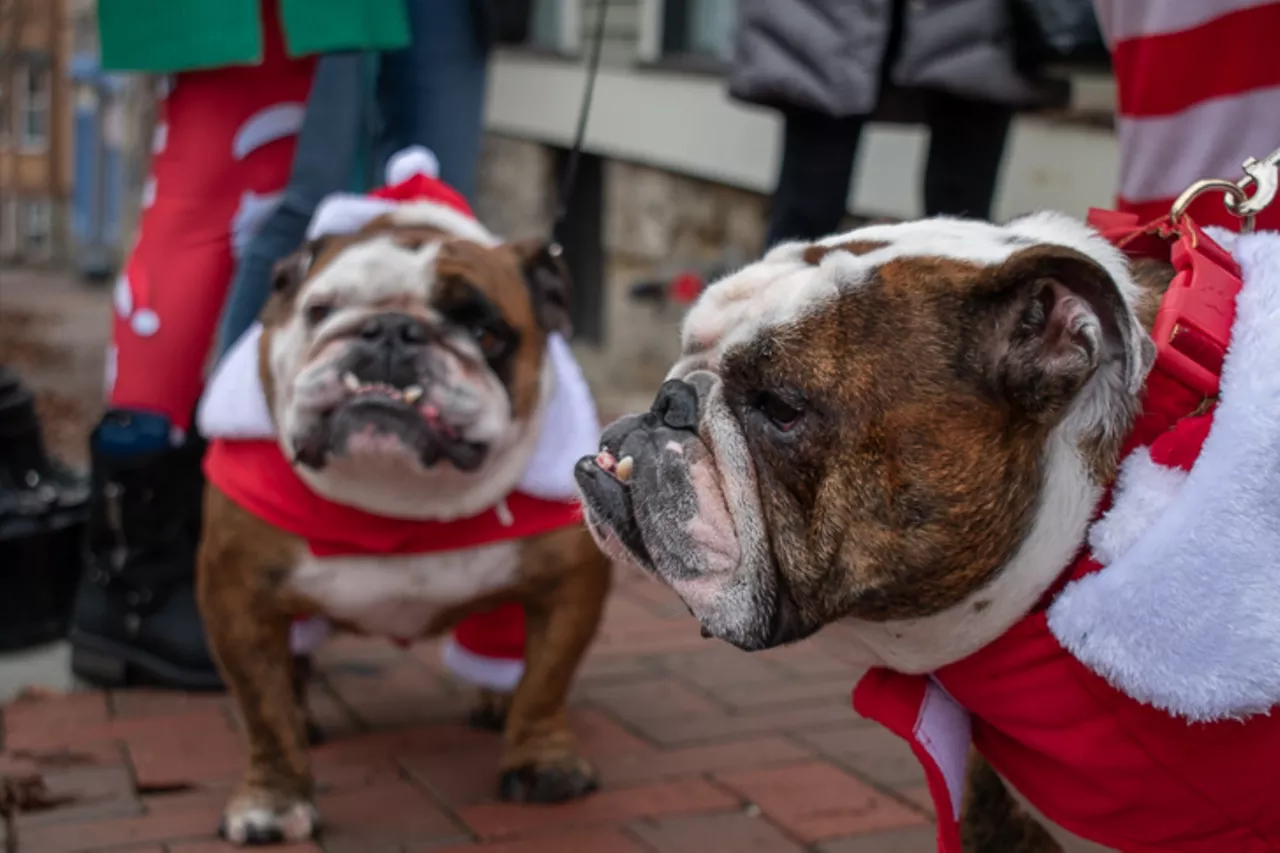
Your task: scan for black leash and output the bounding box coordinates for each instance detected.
[550,0,610,252]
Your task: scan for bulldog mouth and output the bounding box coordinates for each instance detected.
[574,452,652,567]
[299,373,488,472]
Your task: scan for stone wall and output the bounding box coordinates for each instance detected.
[474,133,769,414]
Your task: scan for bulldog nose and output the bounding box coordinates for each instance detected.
[651,379,699,431]
[359,313,430,347]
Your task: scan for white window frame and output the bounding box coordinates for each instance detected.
[20,198,53,261]
[527,0,583,56]
[637,0,737,66]
[18,62,52,153]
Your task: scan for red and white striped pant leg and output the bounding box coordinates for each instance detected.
[107,1,315,429]
[1093,0,1280,232]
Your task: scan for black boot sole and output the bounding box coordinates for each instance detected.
[70,630,226,692]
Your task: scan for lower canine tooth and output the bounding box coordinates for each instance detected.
[403,385,424,403]
[615,456,634,482]
[342,372,360,391]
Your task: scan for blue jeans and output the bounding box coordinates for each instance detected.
[213,0,490,359]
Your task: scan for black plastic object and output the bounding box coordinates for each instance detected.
[0,366,90,651]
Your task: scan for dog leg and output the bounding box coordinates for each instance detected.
[960,749,1062,853]
[497,535,611,803]
[468,687,512,732]
[197,495,317,846]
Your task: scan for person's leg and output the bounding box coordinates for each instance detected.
[214,52,369,359]
[765,108,866,247]
[374,0,489,200]
[921,93,1014,219]
[72,2,315,690]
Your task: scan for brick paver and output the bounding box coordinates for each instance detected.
[0,571,936,852]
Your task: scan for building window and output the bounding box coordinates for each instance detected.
[20,64,52,150]
[20,199,53,259]
[526,0,581,55]
[641,0,738,68]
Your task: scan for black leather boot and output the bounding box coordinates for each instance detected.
[69,409,224,691]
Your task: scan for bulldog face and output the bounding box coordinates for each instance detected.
[576,214,1154,665]
[262,217,571,520]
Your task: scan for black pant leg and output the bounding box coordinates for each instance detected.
[765,107,867,247]
[922,92,1014,219]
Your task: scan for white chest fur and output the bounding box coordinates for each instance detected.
[286,541,522,639]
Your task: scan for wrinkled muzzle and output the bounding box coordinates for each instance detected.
[285,309,506,473]
[575,374,803,650]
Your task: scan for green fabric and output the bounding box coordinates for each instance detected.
[98,0,410,73]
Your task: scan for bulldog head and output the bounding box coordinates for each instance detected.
[576,213,1156,670]
[261,214,572,520]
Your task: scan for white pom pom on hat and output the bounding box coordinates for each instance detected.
[386,146,440,184]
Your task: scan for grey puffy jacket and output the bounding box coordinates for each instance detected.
[728,0,1048,118]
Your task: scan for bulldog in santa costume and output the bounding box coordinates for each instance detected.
[576,208,1280,851]
[194,148,610,845]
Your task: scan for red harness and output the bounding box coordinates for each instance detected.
[853,211,1280,852]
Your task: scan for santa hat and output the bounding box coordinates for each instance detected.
[306,146,497,247]
[443,604,527,692]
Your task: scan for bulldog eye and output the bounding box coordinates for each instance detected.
[756,391,803,432]
[472,326,508,359]
[305,303,333,326]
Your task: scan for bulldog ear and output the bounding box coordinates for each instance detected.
[982,245,1142,422]
[511,238,573,337]
[270,241,321,301]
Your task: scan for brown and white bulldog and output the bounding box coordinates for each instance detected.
[194,181,610,845]
[575,212,1280,850]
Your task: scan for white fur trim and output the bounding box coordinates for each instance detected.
[916,678,971,822]
[1049,229,1280,721]
[516,334,601,500]
[441,636,524,691]
[386,146,440,184]
[306,195,398,240]
[1086,448,1188,566]
[388,202,498,247]
[197,323,276,439]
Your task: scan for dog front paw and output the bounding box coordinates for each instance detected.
[498,754,599,804]
[219,793,318,846]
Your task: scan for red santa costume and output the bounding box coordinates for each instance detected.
[194,150,602,692]
[853,213,1280,851]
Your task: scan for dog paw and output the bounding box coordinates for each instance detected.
[219,798,318,846]
[498,755,599,804]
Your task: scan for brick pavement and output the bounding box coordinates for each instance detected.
[0,569,939,853]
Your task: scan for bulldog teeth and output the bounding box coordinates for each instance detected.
[403,385,424,403]
[595,451,616,472]
[615,456,634,482]
[342,372,360,392]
